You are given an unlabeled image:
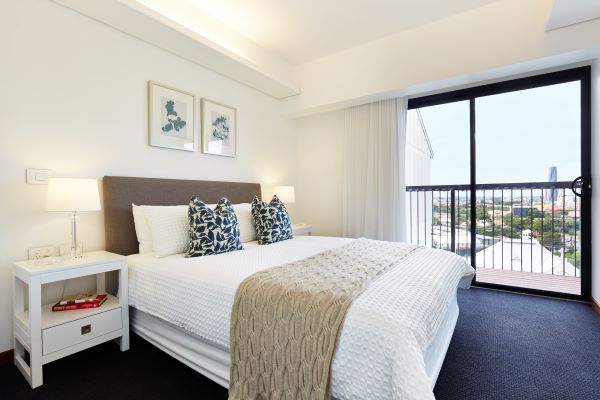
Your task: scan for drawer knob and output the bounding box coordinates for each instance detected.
[81,324,92,335]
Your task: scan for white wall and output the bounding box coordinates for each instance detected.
[0,0,297,353]
[2,0,599,356]
[295,111,344,237]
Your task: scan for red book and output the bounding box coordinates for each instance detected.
[52,294,108,312]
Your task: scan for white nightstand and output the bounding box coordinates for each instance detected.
[292,223,313,236]
[12,251,129,388]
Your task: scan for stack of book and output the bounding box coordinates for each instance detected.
[52,293,108,312]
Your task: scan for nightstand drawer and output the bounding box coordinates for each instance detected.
[42,308,122,355]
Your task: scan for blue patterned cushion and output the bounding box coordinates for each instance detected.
[186,197,243,257]
[251,195,293,245]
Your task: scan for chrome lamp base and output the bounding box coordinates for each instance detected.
[70,211,83,258]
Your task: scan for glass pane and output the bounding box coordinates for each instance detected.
[406,101,470,186]
[474,81,581,295]
[476,82,580,184]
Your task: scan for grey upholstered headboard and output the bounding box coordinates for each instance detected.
[102,176,261,256]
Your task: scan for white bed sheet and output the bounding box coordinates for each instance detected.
[129,236,472,400]
[129,236,352,349]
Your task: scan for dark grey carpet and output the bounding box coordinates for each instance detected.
[1,288,599,399]
[434,288,600,400]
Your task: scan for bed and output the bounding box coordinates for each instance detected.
[102,176,474,400]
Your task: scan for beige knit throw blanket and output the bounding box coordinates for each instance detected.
[229,238,419,400]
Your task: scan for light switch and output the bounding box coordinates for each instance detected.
[26,168,53,185]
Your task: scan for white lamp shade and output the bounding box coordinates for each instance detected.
[274,186,295,203]
[46,178,101,212]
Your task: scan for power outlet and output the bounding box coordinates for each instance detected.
[28,245,57,260]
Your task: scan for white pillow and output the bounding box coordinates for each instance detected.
[142,205,190,258]
[233,203,257,243]
[132,204,153,254]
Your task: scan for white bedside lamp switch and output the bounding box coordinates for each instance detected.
[26,168,53,185]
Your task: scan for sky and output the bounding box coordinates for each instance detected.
[414,81,581,185]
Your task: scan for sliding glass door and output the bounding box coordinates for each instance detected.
[406,67,591,300]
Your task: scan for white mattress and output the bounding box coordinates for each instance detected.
[128,236,473,399]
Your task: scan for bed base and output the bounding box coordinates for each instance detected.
[130,293,459,392]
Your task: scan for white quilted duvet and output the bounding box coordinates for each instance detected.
[128,236,474,400]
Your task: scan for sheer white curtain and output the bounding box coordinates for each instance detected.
[342,98,408,241]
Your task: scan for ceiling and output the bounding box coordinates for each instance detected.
[547,0,600,31]
[55,0,600,104]
[182,0,501,65]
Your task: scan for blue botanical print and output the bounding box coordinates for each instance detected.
[212,114,230,140]
[162,100,187,133]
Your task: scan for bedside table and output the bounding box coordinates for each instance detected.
[292,223,313,236]
[12,251,129,388]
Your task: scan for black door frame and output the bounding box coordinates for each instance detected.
[408,66,592,301]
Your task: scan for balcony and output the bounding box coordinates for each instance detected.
[406,181,581,295]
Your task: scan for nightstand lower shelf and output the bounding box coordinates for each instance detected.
[14,295,124,365]
[15,294,121,330]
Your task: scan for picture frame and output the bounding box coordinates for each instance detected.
[148,81,196,151]
[202,99,237,157]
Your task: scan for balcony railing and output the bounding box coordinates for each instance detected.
[406,182,581,279]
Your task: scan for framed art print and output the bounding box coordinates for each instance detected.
[202,99,237,157]
[148,81,196,151]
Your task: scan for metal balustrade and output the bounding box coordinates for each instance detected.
[406,182,580,278]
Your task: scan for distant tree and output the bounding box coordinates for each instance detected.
[564,250,581,269]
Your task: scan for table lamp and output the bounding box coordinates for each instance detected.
[274,186,295,204]
[46,178,101,258]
